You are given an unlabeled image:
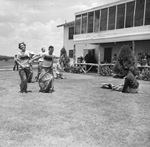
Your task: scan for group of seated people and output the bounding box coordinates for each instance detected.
[137,52,150,66]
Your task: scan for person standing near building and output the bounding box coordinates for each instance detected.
[35,47,46,81]
[15,42,34,93]
[13,55,19,71]
[55,59,65,79]
[112,54,117,64]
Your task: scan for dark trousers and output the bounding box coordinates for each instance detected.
[19,68,33,92]
[13,61,19,71]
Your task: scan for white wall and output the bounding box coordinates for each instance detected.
[75,43,99,63]
[63,26,74,65]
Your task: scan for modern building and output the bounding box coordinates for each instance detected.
[57,21,75,65]
[58,0,150,65]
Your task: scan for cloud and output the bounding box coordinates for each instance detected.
[0,19,63,56]
[69,3,90,11]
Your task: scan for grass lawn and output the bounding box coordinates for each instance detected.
[0,69,150,147]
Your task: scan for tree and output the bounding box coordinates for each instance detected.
[60,47,67,57]
[113,44,138,77]
[60,47,70,72]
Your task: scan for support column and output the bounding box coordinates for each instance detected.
[132,40,135,54]
[73,45,76,65]
[98,44,101,75]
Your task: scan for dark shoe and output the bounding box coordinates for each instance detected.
[108,84,112,89]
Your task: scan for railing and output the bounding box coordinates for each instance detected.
[72,63,150,81]
[74,63,98,73]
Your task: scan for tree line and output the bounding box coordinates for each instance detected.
[0,55,14,61]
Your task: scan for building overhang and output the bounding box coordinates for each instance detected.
[75,0,134,16]
[57,21,74,28]
[73,26,150,44]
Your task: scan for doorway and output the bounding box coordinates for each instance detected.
[104,48,112,63]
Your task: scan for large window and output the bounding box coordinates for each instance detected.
[117,4,125,29]
[69,50,73,58]
[68,27,74,40]
[108,6,116,30]
[94,10,100,32]
[100,8,108,31]
[88,12,94,33]
[82,13,87,34]
[75,15,81,34]
[135,0,145,26]
[145,0,150,25]
[126,1,135,28]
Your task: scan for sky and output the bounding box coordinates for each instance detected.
[0,0,118,56]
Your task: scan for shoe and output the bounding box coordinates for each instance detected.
[108,84,112,89]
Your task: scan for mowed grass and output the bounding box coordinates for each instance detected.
[0,68,150,147]
[0,60,14,69]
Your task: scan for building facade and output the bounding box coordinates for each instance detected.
[58,0,150,66]
[74,0,150,64]
[57,21,75,65]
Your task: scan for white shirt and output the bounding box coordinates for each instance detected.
[17,50,34,67]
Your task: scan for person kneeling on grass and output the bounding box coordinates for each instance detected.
[101,67,139,93]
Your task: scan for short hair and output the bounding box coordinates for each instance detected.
[18,42,26,49]
[49,45,54,50]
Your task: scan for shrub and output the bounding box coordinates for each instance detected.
[113,44,138,77]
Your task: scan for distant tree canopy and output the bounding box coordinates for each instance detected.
[0,55,14,61]
[60,47,67,57]
[113,44,138,77]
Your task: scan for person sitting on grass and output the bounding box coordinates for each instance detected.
[101,44,139,93]
[101,67,139,93]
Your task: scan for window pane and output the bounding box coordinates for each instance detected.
[135,0,145,26]
[117,4,125,29]
[75,15,81,34]
[126,1,135,28]
[94,10,100,32]
[82,13,87,34]
[88,12,94,33]
[108,6,116,30]
[145,0,150,25]
[69,27,74,40]
[100,8,108,31]
[69,50,73,58]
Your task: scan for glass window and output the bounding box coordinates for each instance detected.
[116,4,125,29]
[108,6,116,30]
[135,0,145,26]
[94,10,100,32]
[126,1,135,28]
[145,0,150,25]
[100,8,108,31]
[75,15,81,34]
[69,27,74,40]
[82,13,87,34]
[88,12,94,33]
[69,50,73,58]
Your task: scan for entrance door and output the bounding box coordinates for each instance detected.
[104,48,112,63]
